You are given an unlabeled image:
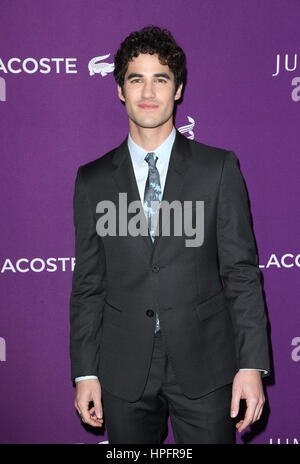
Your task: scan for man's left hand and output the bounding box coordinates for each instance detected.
[230,370,265,432]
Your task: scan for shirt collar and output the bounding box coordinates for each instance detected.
[127,126,176,167]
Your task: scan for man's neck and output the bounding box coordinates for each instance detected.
[128,119,174,151]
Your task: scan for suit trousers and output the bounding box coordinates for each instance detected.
[101,328,236,444]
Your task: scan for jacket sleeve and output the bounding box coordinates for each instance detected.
[216,150,270,376]
[69,167,106,380]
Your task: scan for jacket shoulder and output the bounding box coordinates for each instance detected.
[75,135,127,186]
[185,136,235,170]
[78,146,115,177]
[188,136,231,158]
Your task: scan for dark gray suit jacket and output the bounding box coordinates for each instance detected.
[70,129,270,401]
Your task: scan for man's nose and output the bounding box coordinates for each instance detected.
[141,81,155,99]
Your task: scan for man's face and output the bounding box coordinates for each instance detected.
[117,53,183,129]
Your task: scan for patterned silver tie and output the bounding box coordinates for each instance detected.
[144,152,162,333]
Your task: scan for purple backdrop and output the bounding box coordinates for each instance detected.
[0,0,299,444]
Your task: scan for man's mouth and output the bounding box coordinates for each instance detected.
[138,103,159,110]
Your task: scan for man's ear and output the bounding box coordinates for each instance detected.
[174,82,183,101]
[117,85,125,102]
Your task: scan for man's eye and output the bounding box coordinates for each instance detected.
[156,79,167,83]
[131,79,141,83]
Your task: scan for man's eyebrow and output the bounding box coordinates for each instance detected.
[154,73,170,79]
[126,73,143,80]
[126,72,171,80]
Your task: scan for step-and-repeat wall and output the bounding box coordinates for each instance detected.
[0,0,299,444]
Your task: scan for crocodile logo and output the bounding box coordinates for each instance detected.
[88,54,115,77]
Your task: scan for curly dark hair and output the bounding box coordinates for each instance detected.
[113,25,187,94]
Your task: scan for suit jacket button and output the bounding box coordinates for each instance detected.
[146,309,154,317]
[152,264,160,273]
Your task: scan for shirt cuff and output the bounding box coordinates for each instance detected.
[75,375,98,383]
[239,368,268,375]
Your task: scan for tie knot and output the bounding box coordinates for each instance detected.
[144,152,158,168]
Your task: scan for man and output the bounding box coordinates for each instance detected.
[70,26,270,444]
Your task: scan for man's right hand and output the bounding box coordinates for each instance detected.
[74,379,104,427]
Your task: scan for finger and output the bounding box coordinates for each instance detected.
[252,403,260,424]
[89,406,95,416]
[76,408,82,419]
[236,399,257,432]
[257,405,264,421]
[93,394,103,420]
[230,387,241,418]
[75,400,84,418]
[76,408,86,424]
[235,419,244,430]
[89,406,104,423]
[252,399,263,423]
[89,407,103,421]
[255,400,265,422]
[253,392,265,423]
[78,402,100,427]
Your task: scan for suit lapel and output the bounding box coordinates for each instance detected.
[111,129,193,256]
[111,136,153,253]
[151,129,192,251]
